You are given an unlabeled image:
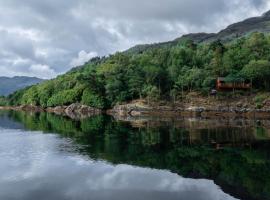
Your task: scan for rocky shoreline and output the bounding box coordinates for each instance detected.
[108,99,270,119]
[2,98,270,120]
[109,106,270,119]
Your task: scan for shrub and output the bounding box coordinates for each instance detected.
[0,96,7,106]
[81,88,105,109]
[47,89,82,107]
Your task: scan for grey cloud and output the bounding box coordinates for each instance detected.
[0,0,269,78]
[83,0,227,24]
[0,30,35,60]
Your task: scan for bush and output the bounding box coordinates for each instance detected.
[81,88,105,109]
[142,85,160,104]
[0,96,7,106]
[20,86,39,106]
[47,89,82,107]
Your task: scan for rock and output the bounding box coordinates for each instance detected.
[65,103,81,114]
[64,103,101,119]
[236,102,243,108]
[186,107,205,113]
[243,104,249,109]
[19,105,44,112]
[111,103,151,117]
[263,100,270,107]
[79,105,100,114]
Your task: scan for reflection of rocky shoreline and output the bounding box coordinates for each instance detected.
[112,113,270,129]
[0,103,102,120]
[111,115,270,146]
[107,106,270,146]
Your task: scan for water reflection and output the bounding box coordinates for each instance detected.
[0,111,270,200]
[0,129,236,200]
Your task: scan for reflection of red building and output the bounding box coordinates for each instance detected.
[216,77,251,91]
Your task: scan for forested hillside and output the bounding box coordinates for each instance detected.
[6,32,270,109]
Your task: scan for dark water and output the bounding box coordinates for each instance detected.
[0,111,270,200]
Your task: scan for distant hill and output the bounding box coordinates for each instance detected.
[0,76,45,96]
[127,10,270,54]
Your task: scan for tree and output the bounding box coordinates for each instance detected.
[21,86,39,106]
[241,60,270,90]
[0,96,7,106]
[38,82,55,107]
[127,67,144,99]
[47,89,83,107]
[209,40,225,76]
[142,85,159,105]
[245,32,268,60]
[81,88,105,109]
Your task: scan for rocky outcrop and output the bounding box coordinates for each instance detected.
[108,102,185,117]
[46,103,102,119]
[108,100,270,119]
[46,106,67,115]
[20,105,44,112]
[64,103,101,119]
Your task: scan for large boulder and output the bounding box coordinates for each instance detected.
[64,103,101,119]
[110,102,151,117]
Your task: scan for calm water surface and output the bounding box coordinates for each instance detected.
[0,111,270,200]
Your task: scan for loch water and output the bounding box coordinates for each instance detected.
[0,110,270,200]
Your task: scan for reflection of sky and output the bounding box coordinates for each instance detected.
[0,129,239,200]
[0,114,25,130]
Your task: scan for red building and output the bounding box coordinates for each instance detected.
[216,77,251,91]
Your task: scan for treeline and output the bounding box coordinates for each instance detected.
[8,32,270,108]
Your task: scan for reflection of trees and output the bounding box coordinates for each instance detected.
[2,110,270,200]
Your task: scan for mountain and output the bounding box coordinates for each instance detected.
[127,10,270,53]
[0,76,45,96]
[209,10,270,41]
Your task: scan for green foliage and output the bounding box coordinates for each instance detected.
[0,96,7,106]
[7,33,270,108]
[47,88,83,107]
[241,60,270,89]
[81,88,105,109]
[37,81,55,107]
[142,85,160,104]
[20,86,39,105]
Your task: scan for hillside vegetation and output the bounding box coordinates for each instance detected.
[7,32,270,109]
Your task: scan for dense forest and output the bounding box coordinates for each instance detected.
[5,32,270,109]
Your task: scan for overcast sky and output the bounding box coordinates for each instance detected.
[0,0,270,79]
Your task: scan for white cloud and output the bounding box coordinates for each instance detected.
[70,50,98,67]
[29,64,56,79]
